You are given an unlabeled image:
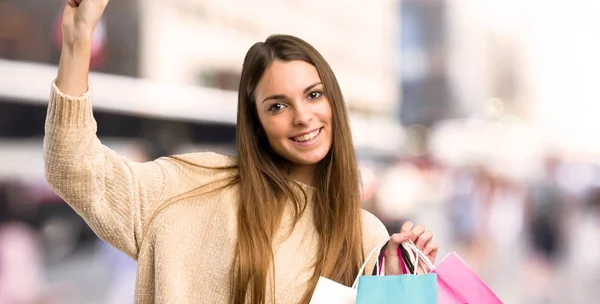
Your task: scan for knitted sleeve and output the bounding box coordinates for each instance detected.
[43,82,172,259]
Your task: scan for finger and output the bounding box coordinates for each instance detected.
[415,230,433,250]
[64,0,76,19]
[389,231,412,246]
[410,224,425,242]
[383,236,400,275]
[400,221,414,233]
[423,241,439,261]
[384,232,410,275]
[385,235,400,257]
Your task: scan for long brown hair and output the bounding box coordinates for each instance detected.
[232,34,365,304]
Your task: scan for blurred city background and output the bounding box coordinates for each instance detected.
[1,0,599,303]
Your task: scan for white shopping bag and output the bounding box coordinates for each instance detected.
[309,237,411,304]
[310,276,357,304]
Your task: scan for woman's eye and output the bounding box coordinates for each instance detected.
[268,103,286,112]
[308,91,322,100]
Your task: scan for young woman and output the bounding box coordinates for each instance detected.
[45,0,440,303]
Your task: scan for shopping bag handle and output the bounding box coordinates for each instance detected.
[402,240,436,273]
[351,237,390,289]
[376,242,416,275]
[350,237,437,289]
[374,240,436,275]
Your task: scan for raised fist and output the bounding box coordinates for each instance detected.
[62,0,109,45]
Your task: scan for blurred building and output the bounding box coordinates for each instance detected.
[397,0,455,126]
[139,0,399,116]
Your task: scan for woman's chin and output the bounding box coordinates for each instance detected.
[287,151,329,166]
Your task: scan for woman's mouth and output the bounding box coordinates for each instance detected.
[291,128,322,143]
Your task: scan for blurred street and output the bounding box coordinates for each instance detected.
[2,0,600,303]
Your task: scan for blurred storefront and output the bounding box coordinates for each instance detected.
[397,0,455,126]
[138,0,400,116]
[0,0,140,76]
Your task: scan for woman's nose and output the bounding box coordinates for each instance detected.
[292,103,314,126]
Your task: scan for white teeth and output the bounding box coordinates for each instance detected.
[293,128,321,142]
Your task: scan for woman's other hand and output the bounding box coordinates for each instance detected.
[383,221,439,275]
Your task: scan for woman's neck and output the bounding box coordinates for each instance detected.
[288,164,316,186]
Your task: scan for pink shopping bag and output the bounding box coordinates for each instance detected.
[434,252,503,304]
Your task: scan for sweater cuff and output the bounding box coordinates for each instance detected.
[47,81,94,127]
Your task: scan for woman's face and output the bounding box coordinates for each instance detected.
[254,60,333,169]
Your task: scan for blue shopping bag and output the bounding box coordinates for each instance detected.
[356,273,438,303]
[355,241,438,304]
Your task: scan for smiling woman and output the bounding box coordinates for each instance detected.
[43,1,439,303]
[232,36,375,303]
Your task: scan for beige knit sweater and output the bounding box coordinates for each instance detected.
[43,82,390,303]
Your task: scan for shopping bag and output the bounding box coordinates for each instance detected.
[310,276,357,304]
[356,273,438,303]
[434,252,503,304]
[355,241,438,304]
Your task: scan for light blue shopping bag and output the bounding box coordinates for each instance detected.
[356,273,438,304]
[355,240,438,304]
